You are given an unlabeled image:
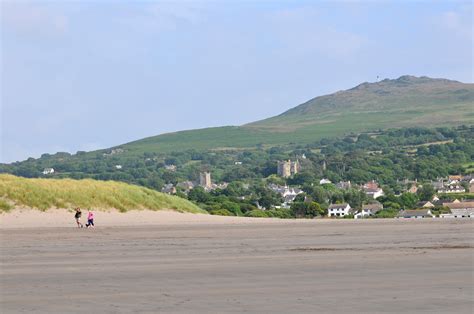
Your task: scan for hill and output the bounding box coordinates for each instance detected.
[119,76,473,156]
[0,174,205,213]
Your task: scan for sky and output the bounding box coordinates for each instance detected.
[1,0,472,163]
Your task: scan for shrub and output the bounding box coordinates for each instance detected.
[0,199,13,212]
[375,209,399,218]
[266,208,293,219]
[245,210,269,218]
[209,208,234,216]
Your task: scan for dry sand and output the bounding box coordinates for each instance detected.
[0,208,298,229]
[1,210,473,313]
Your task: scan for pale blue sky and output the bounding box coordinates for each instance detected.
[1,0,472,162]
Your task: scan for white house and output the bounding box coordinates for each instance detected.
[115,165,122,169]
[354,203,383,219]
[364,187,384,199]
[443,202,474,218]
[328,203,352,217]
[268,184,303,208]
[363,181,384,199]
[320,178,332,185]
[42,168,55,175]
[437,185,465,194]
[397,209,434,219]
[268,184,303,198]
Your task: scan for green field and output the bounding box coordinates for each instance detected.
[0,174,205,213]
[462,162,474,173]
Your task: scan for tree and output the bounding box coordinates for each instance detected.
[291,201,323,218]
[399,192,419,209]
[187,187,210,203]
[417,184,435,201]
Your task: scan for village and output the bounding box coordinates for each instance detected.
[153,158,474,219]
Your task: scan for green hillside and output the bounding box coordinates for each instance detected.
[0,174,205,213]
[119,76,473,156]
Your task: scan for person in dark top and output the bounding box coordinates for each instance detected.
[74,208,83,228]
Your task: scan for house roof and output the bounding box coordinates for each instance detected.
[397,209,433,218]
[362,203,383,211]
[364,188,382,193]
[328,203,350,210]
[444,202,474,210]
[416,201,435,208]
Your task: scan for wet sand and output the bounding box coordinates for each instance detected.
[1,219,473,313]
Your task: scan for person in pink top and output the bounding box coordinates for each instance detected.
[85,209,95,228]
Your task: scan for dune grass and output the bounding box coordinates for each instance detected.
[0,174,205,213]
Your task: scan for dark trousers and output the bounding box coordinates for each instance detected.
[86,219,94,227]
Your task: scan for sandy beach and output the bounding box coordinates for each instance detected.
[0,208,305,229]
[1,210,473,313]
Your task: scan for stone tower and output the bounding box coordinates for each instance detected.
[199,172,212,189]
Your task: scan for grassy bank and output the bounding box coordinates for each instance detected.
[0,174,205,213]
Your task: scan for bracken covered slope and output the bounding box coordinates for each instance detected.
[119,76,473,155]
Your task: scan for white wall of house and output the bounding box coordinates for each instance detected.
[355,209,374,219]
[328,204,351,217]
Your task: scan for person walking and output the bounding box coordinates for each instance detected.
[85,209,94,228]
[74,208,83,228]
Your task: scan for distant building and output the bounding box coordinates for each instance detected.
[430,180,445,190]
[103,148,124,157]
[277,160,299,178]
[268,184,303,208]
[397,209,434,219]
[443,202,474,218]
[277,161,291,178]
[115,165,122,169]
[320,178,332,185]
[177,181,194,192]
[268,184,302,196]
[407,183,418,194]
[461,175,473,182]
[200,172,212,189]
[354,202,383,219]
[363,181,384,199]
[448,175,462,184]
[328,203,352,218]
[437,185,465,194]
[416,201,435,208]
[161,184,176,194]
[42,168,55,175]
[336,181,352,190]
[164,164,177,172]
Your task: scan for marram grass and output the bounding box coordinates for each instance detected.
[0,174,205,213]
